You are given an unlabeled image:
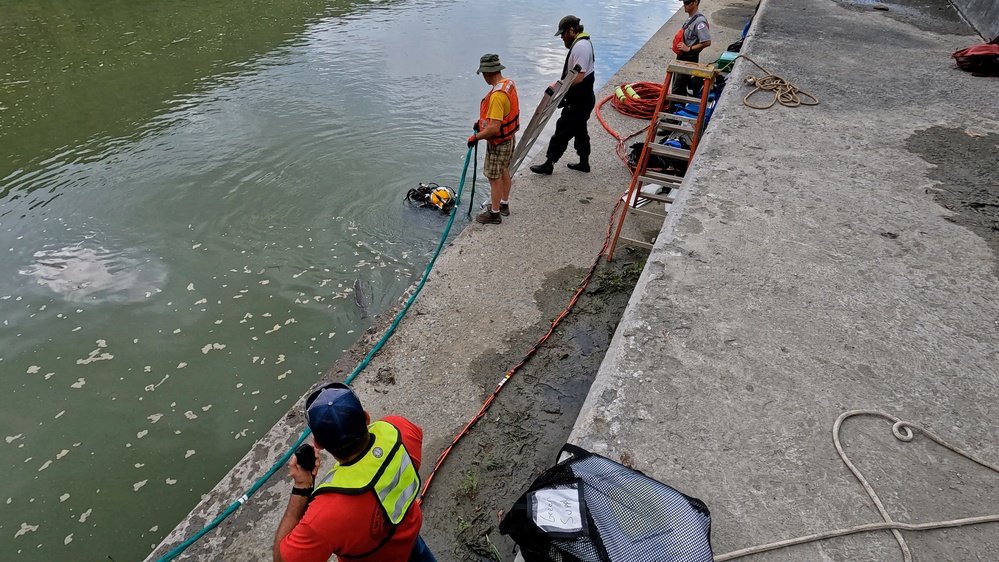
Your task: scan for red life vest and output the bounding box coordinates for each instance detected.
[478,79,520,145]
[672,14,709,54]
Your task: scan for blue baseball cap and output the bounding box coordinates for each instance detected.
[304,382,368,456]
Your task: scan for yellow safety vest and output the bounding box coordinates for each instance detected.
[312,420,420,526]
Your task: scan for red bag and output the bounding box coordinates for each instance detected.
[952,37,999,77]
[671,28,684,54]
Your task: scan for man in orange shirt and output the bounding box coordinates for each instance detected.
[468,53,520,225]
[273,382,435,561]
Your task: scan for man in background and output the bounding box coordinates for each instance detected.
[530,15,596,175]
[673,0,712,95]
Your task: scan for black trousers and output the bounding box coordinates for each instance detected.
[673,51,700,96]
[545,91,596,163]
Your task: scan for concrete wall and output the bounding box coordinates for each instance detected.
[953,0,999,40]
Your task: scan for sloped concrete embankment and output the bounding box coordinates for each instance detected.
[570,0,999,560]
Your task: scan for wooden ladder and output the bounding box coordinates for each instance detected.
[606,60,719,261]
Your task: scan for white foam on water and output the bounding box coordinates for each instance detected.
[14,522,39,538]
[133,480,148,491]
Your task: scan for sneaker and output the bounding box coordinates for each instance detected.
[475,209,501,224]
[498,203,510,216]
[567,162,590,173]
[529,161,554,175]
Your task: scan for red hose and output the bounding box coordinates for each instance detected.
[595,82,664,168]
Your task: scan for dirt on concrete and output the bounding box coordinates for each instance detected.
[906,126,999,276]
[396,251,647,561]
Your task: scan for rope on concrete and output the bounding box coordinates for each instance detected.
[715,410,999,561]
[736,53,819,109]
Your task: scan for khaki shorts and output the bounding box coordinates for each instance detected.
[484,139,515,179]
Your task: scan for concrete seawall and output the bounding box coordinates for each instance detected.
[953,0,999,40]
[570,0,999,559]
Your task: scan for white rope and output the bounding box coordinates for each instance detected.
[715,410,999,561]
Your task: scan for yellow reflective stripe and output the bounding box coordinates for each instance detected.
[376,451,418,524]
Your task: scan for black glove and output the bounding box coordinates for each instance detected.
[473,121,481,133]
[467,135,477,148]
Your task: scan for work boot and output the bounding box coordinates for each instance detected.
[567,161,590,173]
[498,203,510,216]
[529,160,554,175]
[475,208,502,224]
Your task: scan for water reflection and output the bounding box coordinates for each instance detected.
[21,243,168,303]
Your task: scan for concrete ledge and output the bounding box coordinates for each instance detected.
[570,0,999,559]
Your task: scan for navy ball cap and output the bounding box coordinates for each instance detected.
[305,382,368,455]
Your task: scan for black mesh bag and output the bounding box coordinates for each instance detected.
[499,444,713,562]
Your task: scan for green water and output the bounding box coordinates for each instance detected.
[0,0,678,559]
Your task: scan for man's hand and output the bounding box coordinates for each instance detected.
[473,121,480,133]
[467,135,477,148]
[288,445,319,487]
[274,445,321,561]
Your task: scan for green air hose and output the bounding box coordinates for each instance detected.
[154,144,477,562]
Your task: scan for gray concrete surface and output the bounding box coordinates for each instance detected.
[569,0,999,561]
[149,0,999,560]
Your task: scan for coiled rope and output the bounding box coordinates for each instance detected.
[715,410,999,561]
[736,53,818,109]
[154,145,479,562]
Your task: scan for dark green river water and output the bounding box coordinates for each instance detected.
[0,0,678,559]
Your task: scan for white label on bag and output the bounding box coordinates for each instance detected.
[530,485,584,534]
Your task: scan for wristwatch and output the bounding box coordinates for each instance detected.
[291,486,313,497]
